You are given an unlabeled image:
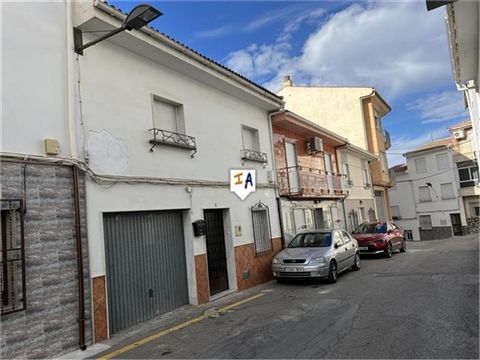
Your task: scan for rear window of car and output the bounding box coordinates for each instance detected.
[288,232,332,248]
[353,223,387,234]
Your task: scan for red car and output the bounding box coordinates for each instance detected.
[351,222,407,258]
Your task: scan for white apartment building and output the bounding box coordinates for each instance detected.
[389,139,467,240]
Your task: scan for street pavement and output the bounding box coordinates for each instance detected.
[96,235,479,359]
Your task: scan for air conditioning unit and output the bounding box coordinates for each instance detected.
[307,137,324,153]
[453,129,465,140]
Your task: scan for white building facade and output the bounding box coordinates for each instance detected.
[1,0,285,356]
[389,140,467,240]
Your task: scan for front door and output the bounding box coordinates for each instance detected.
[450,213,463,236]
[285,142,300,193]
[204,209,229,295]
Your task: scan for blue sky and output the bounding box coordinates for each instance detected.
[112,0,468,165]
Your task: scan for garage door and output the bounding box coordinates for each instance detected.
[103,210,189,334]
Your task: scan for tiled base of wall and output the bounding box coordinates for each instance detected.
[234,238,283,291]
[419,227,453,240]
[195,254,209,304]
[92,276,108,342]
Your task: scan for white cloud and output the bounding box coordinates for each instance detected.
[407,91,467,123]
[194,25,233,40]
[387,127,449,166]
[224,1,452,100]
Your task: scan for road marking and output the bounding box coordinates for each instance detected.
[98,292,265,360]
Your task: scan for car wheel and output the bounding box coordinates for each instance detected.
[328,260,338,283]
[384,242,393,258]
[352,252,361,271]
[400,239,407,253]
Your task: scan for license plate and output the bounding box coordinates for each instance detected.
[283,267,304,272]
[359,246,369,251]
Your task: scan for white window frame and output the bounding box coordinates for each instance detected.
[419,215,432,230]
[362,161,370,188]
[151,95,186,134]
[436,153,449,171]
[458,161,479,188]
[415,157,427,174]
[391,205,401,219]
[242,125,260,152]
[440,183,455,200]
[418,186,432,202]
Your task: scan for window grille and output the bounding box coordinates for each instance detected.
[1,199,26,315]
[251,202,272,255]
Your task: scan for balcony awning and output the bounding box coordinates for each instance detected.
[426,0,457,11]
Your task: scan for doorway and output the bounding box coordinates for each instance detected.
[204,209,229,295]
[285,141,300,193]
[450,213,463,236]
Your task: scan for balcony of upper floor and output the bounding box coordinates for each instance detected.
[384,130,391,150]
[277,166,348,200]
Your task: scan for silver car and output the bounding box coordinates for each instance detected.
[272,229,361,283]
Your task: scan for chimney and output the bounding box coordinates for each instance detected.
[282,75,293,88]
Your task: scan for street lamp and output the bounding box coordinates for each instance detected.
[74,4,162,55]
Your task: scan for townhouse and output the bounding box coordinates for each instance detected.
[448,121,479,233]
[427,0,480,162]
[389,139,467,240]
[278,77,392,223]
[1,0,285,357]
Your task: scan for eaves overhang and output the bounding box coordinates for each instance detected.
[337,143,378,161]
[75,0,284,111]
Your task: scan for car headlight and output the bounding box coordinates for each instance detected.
[309,256,327,264]
[272,257,281,264]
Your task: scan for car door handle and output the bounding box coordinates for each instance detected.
[345,248,348,252]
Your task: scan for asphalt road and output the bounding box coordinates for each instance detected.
[104,235,479,359]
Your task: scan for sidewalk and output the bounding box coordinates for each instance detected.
[57,282,274,359]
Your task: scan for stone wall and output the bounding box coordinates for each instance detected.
[0,161,91,358]
[466,217,479,234]
[419,226,453,241]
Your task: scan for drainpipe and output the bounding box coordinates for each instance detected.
[72,165,87,351]
[268,109,285,247]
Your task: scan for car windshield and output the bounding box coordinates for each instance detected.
[287,232,332,248]
[353,223,387,234]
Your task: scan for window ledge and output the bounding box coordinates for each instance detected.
[149,128,197,157]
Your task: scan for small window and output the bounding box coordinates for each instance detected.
[474,206,480,216]
[436,153,449,170]
[152,96,185,133]
[333,231,343,246]
[242,126,260,151]
[341,231,352,244]
[251,202,272,255]
[418,186,431,202]
[379,152,388,173]
[1,200,26,315]
[374,110,382,129]
[362,161,370,187]
[419,215,432,230]
[415,157,427,174]
[440,183,455,200]
[391,205,401,219]
[404,230,413,240]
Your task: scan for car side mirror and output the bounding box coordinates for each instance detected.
[334,242,341,249]
[387,229,393,234]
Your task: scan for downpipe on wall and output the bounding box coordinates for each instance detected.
[72,166,87,351]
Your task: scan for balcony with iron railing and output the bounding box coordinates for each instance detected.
[241,148,268,164]
[277,166,347,199]
[384,130,391,150]
[148,128,197,157]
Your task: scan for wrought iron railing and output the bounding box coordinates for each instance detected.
[277,166,346,198]
[148,128,197,157]
[1,199,26,315]
[241,148,268,164]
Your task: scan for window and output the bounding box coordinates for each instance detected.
[458,160,479,188]
[379,152,388,173]
[1,199,26,315]
[474,206,480,217]
[152,96,184,133]
[362,161,370,188]
[332,231,343,246]
[341,231,352,244]
[418,186,431,202]
[415,157,427,174]
[242,126,260,151]
[440,183,455,200]
[251,202,272,255]
[436,153,449,170]
[391,205,401,220]
[404,230,413,240]
[359,207,366,222]
[374,110,382,130]
[419,215,432,230]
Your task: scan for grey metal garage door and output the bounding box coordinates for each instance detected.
[103,210,189,334]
